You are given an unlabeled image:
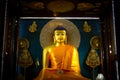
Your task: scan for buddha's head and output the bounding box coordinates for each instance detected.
[53,26,67,44]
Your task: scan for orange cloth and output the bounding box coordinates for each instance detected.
[34,45,90,80]
[34,68,90,80]
[49,45,80,72]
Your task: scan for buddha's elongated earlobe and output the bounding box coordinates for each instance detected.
[53,36,56,44]
[65,36,67,44]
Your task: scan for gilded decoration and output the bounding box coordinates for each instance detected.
[21,1,44,10]
[47,0,75,13]
[18,38,33,68]
[77,2,95,11]
[83,21,92,32]
[29,21,37,33]
[19,38,29,49]
[86,36,100,68]
[90,36,100,49]
[86,36,100,80]
[86,48,100,68]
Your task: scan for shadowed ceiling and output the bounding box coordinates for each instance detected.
[11,0,112,17]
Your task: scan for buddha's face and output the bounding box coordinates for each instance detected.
[54,30,67,43]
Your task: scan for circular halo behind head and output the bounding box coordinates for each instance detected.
[40,19,80,48]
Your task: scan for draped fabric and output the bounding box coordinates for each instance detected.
[34,45,90,80]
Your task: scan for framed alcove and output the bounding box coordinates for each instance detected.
[11,16,117,80]
[0,0,118,80]
[17,17,102,80]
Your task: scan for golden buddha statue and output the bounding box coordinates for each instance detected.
[34,26,90,80]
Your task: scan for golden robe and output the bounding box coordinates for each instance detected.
[34,45,90,80]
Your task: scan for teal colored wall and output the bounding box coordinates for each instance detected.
[18,18,101,80]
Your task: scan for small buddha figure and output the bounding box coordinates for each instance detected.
[34,26,90,80]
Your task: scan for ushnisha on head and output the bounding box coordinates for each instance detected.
[53,26,67,44]
[54,26,67,31]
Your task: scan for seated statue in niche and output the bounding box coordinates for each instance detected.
[34,26,90,80]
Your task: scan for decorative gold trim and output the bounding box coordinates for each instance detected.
[47,0,75,13]
[86,48,100,68]
[28,21,37,33]
[77,2,95,11]
[90,36,100,49]
[83,21,91,32]
[22,1,44,10]
[19,38,30,49]
[18,38,33,68]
